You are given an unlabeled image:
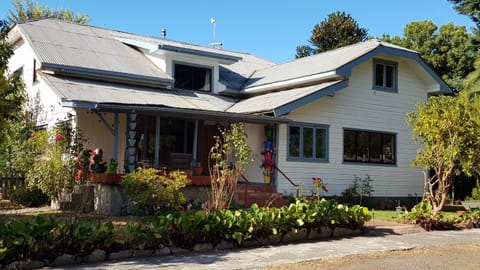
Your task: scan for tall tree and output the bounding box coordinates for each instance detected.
[295,11,368,58]
[407,91,480,213]
[9,0,89,24]
[449,0,480,29]
[383,20,477,92]
[0,19,28,174]
[0,19,25,129]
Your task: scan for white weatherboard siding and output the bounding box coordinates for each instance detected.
[242,123,266,184]
[276,57,427,198]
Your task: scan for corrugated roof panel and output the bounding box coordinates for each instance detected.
[19,20,172,81]
[41,74,236,112]
[227,80,343,114]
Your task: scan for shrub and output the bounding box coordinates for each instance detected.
[401,201,455,230]
[121,168,190,215]
[341,174,374,206]
[9,186,49,207]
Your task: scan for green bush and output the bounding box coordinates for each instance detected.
[0,199,372,265]
[9,186,49,207]
[401,201,455,230]
[121,168,190,215]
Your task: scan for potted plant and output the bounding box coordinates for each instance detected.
[191,160,203,176]
[107,158,118,174]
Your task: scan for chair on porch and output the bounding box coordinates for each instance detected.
[167,152,192,170]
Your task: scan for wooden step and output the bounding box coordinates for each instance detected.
[235,191,290,208]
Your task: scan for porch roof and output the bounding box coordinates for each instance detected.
[42,73,288,123]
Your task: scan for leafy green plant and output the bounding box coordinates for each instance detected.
[106,158,118,174]
[401,201,455,231]
[341,174,374,206]
[208,123,253,212]
[121,168,190,215]
[24,127,77,202]
[8,186,49,207]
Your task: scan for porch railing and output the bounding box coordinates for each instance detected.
[273,165,299,197]
[239,174,250,206]
[0,174,26,199]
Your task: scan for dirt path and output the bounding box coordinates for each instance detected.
[262,242,480,270]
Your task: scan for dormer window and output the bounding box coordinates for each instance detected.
[174,63,212,91]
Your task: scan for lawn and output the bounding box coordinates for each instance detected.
[369,209,460,223]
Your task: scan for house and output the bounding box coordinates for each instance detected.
[6,18,451,206]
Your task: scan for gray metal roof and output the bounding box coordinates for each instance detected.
[14,19,451,118]
[227,80,345,115]
[17,19,173,84]
[16,18,275,92]
[242,39,417,90]
[41,74,237,112]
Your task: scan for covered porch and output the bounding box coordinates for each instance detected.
[75,105,287,187]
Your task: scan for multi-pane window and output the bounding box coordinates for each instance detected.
[174,63,212,91]
[373,59,397,91]
[343,129,395,164]
[288,123,328,161]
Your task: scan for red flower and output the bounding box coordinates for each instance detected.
[312,177,328,192]
[55,134,64,141]
[31,132,36,138]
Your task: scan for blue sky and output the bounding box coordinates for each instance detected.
[1,0,475,63]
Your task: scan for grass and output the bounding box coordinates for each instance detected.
[368,209,461,223]
[369,210,403,222]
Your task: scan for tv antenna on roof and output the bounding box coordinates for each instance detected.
[209,18,223,49]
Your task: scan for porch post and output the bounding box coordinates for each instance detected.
[113,112,119,160]
[192,120,198,161]
[154,116,161,168]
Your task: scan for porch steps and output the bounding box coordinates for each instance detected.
[235,184,290,208]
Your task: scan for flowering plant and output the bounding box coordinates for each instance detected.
[312,177,328,193]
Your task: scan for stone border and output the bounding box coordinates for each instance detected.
[3,226,362,269]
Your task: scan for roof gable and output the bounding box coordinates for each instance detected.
[241,39,452,95]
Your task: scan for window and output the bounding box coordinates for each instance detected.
[343,129,395,164]
[33,59,37,82]
[373,59,397,91]
[13,67,23,79]
[288,123,328,161]
[174,63,212,91]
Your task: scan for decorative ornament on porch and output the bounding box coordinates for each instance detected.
[261,124,275,184]
[260,150,274,183]
[90,148,107,173]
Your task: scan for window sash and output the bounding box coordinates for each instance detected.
[174,63,212,91]
[288,124,328,161]
[373,60,397,90]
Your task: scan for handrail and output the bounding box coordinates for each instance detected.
[273,165,299,197]
[239,174,250,207]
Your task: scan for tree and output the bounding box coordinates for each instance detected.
[9,0,89,24]
[407,92,480,213]
[208,123,252,212]
[383,21,477,92]
[295,11,368,58]
[449,0,480,29]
